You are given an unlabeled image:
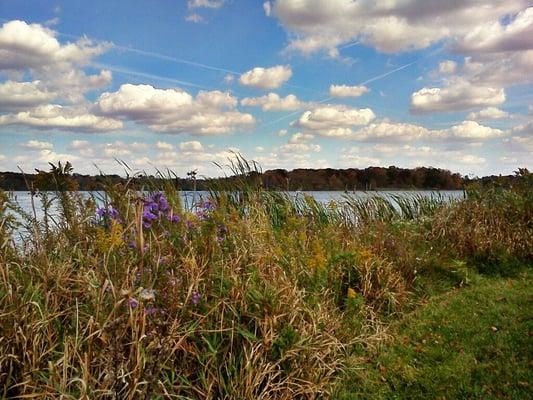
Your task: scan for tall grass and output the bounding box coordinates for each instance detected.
[0,160,530,399]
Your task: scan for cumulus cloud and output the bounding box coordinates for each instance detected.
[278,142,320,154]
[293,105,375,137]
[329,84,369,98]
[288,132,314,143]
[467,107,509,120]
[0,104,122,132]
[0,20,109,71]
[0,80,55,110]
[95,84,254,135]
[179,141,204,152]
[265,0,527,55]
[351,121,429,141]
[22,140,53,150]
[435,120,506,140]
[156,141,173,151]
[241,93,307,111]
[239,65,292,89]
[410,79,506,114]
[454,7,533,54]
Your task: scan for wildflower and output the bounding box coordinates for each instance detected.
[140,288,156,301]
[95,205,120,224]
[191,291,201,305]
[128,298,139,308]
[168,214,181,223]
[145,306,158,315]
[347,288,357,299]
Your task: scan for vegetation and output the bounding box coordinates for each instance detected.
[0,160,531,399]
[1,164,522,191]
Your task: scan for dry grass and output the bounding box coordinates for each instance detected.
[0,163,530,399]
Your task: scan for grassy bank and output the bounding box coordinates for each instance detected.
[0,163,531,399]
[336,270,532,399]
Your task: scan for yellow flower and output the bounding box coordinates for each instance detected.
[347,287,357,299]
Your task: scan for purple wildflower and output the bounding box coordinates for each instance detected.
[144,306,158,315]
[168,214,181,223]
[128,298,139,309]
[191,291,201,306]
[95,206,120,224]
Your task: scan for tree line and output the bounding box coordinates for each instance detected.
[0,162,523,191]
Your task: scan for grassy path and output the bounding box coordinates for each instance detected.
[337,270,533,399]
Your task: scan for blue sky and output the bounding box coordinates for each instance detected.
[0,0,532,177]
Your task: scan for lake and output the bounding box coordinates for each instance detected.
[6,189,465,220]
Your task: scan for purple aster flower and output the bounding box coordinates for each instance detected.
[145,306,158,315]
[168,214,180,223]
[143,210,158,221]
[191,291,201,306]
[128,298,139,309]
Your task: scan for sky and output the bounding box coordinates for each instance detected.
[0,0,532,178]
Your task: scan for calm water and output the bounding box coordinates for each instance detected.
[7,189,465,220]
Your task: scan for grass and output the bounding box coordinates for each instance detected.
[335,269,533,399]
[0,160,531,399]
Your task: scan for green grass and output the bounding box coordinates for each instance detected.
[336,269,533,399]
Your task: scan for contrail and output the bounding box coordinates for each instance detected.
[261,49,444,129]
[91,63,215,90]
[111,44,242,76]
[54,29,243,76]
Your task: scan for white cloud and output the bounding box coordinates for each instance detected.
[438,60,457,74]
[263,1,272,17]
[239,65,292,89]
[292,105,375,137]
[0,20,109,71]
[454,7,533,54]
[179,141,204,152]
[0,104,122,132]
[95,84,254,135]
[329,84,369,98]
[0,80,55,110]
[102,141,147,157]
[288,132,314,143]
[241,93,307,111]
[351,121,429,141]
[22,140,53,150]
[339,148,380,167]
[436,120,505,140]
[266,0,527,55]
[185,13,205,23]
[410,79,506,114]
[156,141,173,151]
[279,142,320,154]
[188,0,225,9]
[467,107,509,120]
